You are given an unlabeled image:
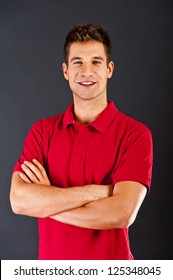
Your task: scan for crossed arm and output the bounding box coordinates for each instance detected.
[10,159,147,230]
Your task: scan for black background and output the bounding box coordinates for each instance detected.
[0,0,172,259]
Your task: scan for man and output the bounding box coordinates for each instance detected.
[10,24,153,260]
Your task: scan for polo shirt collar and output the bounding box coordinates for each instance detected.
[63,100,118,133]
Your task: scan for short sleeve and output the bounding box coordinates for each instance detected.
[112,123,153,191]
[13,120,45,173]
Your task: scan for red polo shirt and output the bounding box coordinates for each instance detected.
[13,101,153,259]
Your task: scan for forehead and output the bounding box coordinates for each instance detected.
[68,41,107,60]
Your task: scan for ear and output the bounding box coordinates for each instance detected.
[62,63,69,80]
[107,61,114,79]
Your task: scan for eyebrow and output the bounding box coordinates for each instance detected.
[92,56,104,61]
[70,56,104,62]
[70,57,82,63]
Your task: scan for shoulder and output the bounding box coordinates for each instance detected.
[30,112,65,134]
[116,110,152,137]
[111,109,153,150]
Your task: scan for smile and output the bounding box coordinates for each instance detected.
[78,81,96,86]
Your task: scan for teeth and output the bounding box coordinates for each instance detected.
[80,82,94,85]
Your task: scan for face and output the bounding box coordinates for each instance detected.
[62,41,114,102]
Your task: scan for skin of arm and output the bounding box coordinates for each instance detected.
[50,181,147,229]
[11,159,147,229]
[10,159,112,218]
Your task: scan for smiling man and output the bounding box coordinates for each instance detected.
[10,24,153,260]
[62,40,114,124]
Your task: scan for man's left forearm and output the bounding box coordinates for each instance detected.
[50,180,147,230]
[50,195,126,230]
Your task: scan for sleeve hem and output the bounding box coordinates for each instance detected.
[112,174,151,192]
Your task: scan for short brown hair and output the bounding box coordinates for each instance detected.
[63,24,112,64]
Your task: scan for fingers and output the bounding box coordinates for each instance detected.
[21,159,50,185]
[32,159,50,185]
[19,173,32,183]
[21,162,40,183]
[32,159,48,180]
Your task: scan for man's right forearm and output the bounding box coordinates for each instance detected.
[10,172,112,218]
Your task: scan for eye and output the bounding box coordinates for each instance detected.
[73,61,83,65]
[92,60,102,65]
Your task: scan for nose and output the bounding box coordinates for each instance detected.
[80,63,94,77]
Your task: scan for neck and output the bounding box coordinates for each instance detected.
[73,98,108,124]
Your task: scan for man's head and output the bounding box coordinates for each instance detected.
[62,24,114,103]
[64,24,112,65]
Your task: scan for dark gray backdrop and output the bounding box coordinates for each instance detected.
[0,0,172,259]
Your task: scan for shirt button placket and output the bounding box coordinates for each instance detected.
[76,127,84,161]
[76,127,84,163]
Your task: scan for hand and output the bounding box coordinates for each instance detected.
[20,159,51,186]
[84,184,113,201]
